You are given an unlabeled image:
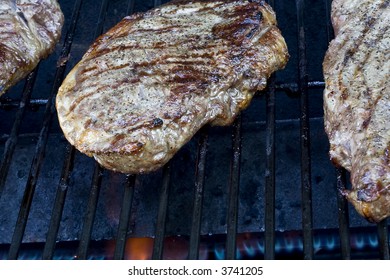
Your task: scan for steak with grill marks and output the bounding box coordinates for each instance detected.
[0,0,64,96]
[323,0,390,222]
[56,0,289,174]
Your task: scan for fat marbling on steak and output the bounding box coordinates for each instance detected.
[56,0,289,174]
[323,0,390,222]
[0,0,64,96]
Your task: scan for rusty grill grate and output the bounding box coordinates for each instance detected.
[0,0,389,260]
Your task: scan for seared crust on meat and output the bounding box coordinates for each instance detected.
[56,0,289,174]
[0,0,64,95]
[323,0,390,222]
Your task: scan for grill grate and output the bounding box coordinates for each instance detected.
[0,0,389,260]
[6,0,84,259]
[188,127,208,260]
[296,0,314,260]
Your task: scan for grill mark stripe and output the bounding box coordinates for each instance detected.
[68,90,102,114]
[335,4,386,103]
[325,1,388,170]
[131,25,191,33]
[56,0,289,175]
[76,49,216,88]
[359,25,389,129]
[82,4,271,64]
[84,38,213,63]
[74,60,215,104]
[326,1,389,200]
[72,27,255,110]
[344,23,388,101]
[79,62,131,79]
[76,58,211,87]
[337,28,388,104]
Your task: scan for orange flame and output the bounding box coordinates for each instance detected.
[124,237,154,260]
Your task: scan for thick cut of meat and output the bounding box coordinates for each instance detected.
[56,0,289,174]
[0,0,64,96]
[323,0,390,222]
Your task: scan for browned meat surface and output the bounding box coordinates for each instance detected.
[323,0,390,222]
[0,0,64,96]
[56,0,289,174]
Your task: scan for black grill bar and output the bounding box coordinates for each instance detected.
[225,116,242,260]
[73,0,110,260]
[324,0,352,260]
[30,0,111,261]
[377,220,389,259]
[188,127,208,260]
[93,0,110,40]
[0,98,46,110]
[75,164,103,259]
[295,0,314,260]
[324,0,334,42]
[112,0,137,261]
[378,220,390,259]
[152,163,171,260]
[150,0,171,260]
[336,168,351,259]
[7,0,83,260]
[42,145,75,260]
[264,0,276,260]
[0,69,38,199]
[114,0,137,260]
[126,0,136,15]
[114,175,136,260]
[264,75,276,260]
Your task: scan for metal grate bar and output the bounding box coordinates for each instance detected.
[324,0,334,42]
[152,164,171,260]
[93,0,110,39]
[0,69,38,199]
[113,175,136,260]
[264,0,276,260]
[377,220,389,260]
[336,168,351,259]
[111,0,138,261]
[295,0,314,260]
[42,145,75,260]
[264,75,276,260]
[43,0,112,260]
[126,0,136,14]
[73,0,110,260]
[76,163,103,259]
[324,0,351,259]
[225,116,242,260]
[7,0,84,260]
[0,98,46,110]
[149,0,169,260]
[188,127,208,260]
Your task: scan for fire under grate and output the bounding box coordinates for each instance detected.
[0,0,389,260]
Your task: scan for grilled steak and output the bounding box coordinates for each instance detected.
[323,0,390,222]
[0,0,64,96]
[56,0,289,174]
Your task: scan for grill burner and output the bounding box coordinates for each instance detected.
[0,0,389,260]
[0,228,386,260]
